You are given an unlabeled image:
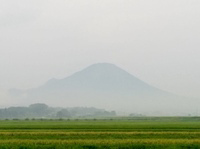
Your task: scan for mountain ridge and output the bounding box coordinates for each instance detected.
[9,63,197,115]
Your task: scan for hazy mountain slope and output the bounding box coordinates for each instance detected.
[9,63,197,115]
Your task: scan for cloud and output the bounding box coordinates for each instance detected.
[0,0,42,27]
[0,0,200,99]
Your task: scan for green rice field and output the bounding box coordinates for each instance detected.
[1,117,200,148]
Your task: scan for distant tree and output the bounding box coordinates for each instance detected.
[29,103,48,111]
[56,109,71,118]
[29,103,49,117]
[0,103,116,119]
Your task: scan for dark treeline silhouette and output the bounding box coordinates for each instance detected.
[0,103,116,119]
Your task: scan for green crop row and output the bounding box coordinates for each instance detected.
[1,119,200,148]
[1,131,200,140]
[1,139,200,149]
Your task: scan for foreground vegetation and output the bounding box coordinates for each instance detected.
[1,117,200,148]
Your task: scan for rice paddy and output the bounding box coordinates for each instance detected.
[1,117,200,148]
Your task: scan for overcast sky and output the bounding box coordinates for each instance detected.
[1,0,200,99]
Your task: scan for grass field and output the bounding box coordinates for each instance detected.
[1,117,200,148]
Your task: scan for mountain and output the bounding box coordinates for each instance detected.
[9,63,198,115]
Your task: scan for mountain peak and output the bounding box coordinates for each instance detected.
[88,63,117,67]
[82,63,121,72]
[77,63,129,76]
[9,63,187,114]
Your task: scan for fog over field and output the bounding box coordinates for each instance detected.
[1,0,200,115]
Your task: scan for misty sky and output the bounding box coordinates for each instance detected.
[1,0,200,99]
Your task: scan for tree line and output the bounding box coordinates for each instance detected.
[0,103,116,119]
